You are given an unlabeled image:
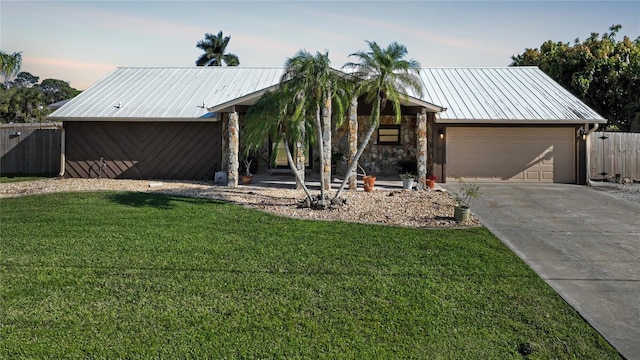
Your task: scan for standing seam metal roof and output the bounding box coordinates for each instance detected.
[49,66,605,123]
[419,67,605,122]
[49,67,285,120]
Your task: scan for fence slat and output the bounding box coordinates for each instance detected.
[1,123,62,175]
[589,131,640,180]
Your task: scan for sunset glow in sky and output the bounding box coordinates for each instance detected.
[2,0,638,90]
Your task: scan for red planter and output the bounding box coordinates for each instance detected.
[363,176,376,192]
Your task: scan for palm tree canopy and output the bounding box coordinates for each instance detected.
[344,41,423,123]
[1,51,23,86]
[195,31,240,66]
[281,50,352,127]
[243,89,312,156]
[281,50,331,116]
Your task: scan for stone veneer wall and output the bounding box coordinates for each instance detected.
[333,114,417,176]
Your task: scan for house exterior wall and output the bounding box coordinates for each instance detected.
[333,114,418,176]
[64,121,222,180]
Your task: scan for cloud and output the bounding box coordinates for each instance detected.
[305,6,511,55]
[8,1,209,41]
[25,57,116,72]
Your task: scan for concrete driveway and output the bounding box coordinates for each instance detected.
[442,183,640,359]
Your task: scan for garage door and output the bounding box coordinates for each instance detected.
[64,121,222,180]
[446,127,575,183]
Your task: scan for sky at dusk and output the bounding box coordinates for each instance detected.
[2,0,638,90]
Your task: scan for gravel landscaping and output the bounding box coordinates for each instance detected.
[6,178,634,228]
[0,178,479,228]
[591,180,640,204]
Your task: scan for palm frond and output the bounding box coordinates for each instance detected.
[195,31,239,66]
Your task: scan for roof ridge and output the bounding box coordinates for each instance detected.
[420,66,538,69]
[115,66,286,69]
[111,66,541,70]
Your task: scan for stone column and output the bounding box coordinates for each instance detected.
[348,96,358,190]
[227,108,239,188]
[221,114,229,171]
[295,121,306,189]
[426,112,434,178]
[416,110,428,189]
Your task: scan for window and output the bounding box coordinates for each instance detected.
[377,125,401,145]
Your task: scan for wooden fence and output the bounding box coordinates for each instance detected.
[589,131,640,180]
[1,123,62,175]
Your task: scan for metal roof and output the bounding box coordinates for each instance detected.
[419,67,606,123]
[50,66,606,124]
[49,67,284,121]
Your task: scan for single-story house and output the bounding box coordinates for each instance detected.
[48,66,606,186]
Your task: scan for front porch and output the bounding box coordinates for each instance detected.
[218,99,443,189]
[231,170,441,192]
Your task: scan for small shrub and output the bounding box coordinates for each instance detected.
[453,179,481,208]
[400,172,416,180]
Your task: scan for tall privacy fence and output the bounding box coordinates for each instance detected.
[1,123,62,175]
[589,131,640,181]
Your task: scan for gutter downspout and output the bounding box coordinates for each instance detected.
[58,124,65,177]
[584,123,599,186]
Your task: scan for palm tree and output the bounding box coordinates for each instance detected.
[281,50,351,207]
[333,41,423,200]
[243,89,315,203]
[1,51,23,88]
[195,31,239,66]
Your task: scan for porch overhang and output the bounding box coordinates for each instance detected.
[208,84,280,113]
[399,95,446,113]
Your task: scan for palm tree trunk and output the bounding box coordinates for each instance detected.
[295,120,306,189]
[348,96,358,190]
[333,96,381,200]
[284,138,314,203]
[315,103,326,207]
[322,90,332,192]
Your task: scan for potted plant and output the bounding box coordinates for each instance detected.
[242,158,253,185]
[427,175,437,189]
[399,172,416,190]
[453,180,481,222]
[358,162,375,192]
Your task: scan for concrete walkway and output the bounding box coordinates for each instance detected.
[442,183,640,359]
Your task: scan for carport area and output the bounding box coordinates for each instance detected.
[442,183,640,359]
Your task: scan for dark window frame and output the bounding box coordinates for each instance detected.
[377,124,401,145]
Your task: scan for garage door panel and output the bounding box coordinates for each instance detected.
[446,127,575,183]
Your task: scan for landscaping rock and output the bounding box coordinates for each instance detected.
[0,178,481,228]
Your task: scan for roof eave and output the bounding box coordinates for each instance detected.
[434,118,608,125]
[51,117,220,122]
[208,84,281,113]
[401,96,446,113]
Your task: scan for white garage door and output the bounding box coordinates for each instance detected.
[446,127,575,183]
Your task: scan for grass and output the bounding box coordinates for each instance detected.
[0,174,55,183]
[0,192,620,358]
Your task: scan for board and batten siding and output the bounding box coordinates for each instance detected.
[589,131,640,180]
[1,123,61,175]
[64,121,222,180]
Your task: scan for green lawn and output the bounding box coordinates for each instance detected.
[0,192,620,358]
[0,174,55,183]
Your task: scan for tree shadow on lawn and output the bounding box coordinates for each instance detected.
[105,191,223,209]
